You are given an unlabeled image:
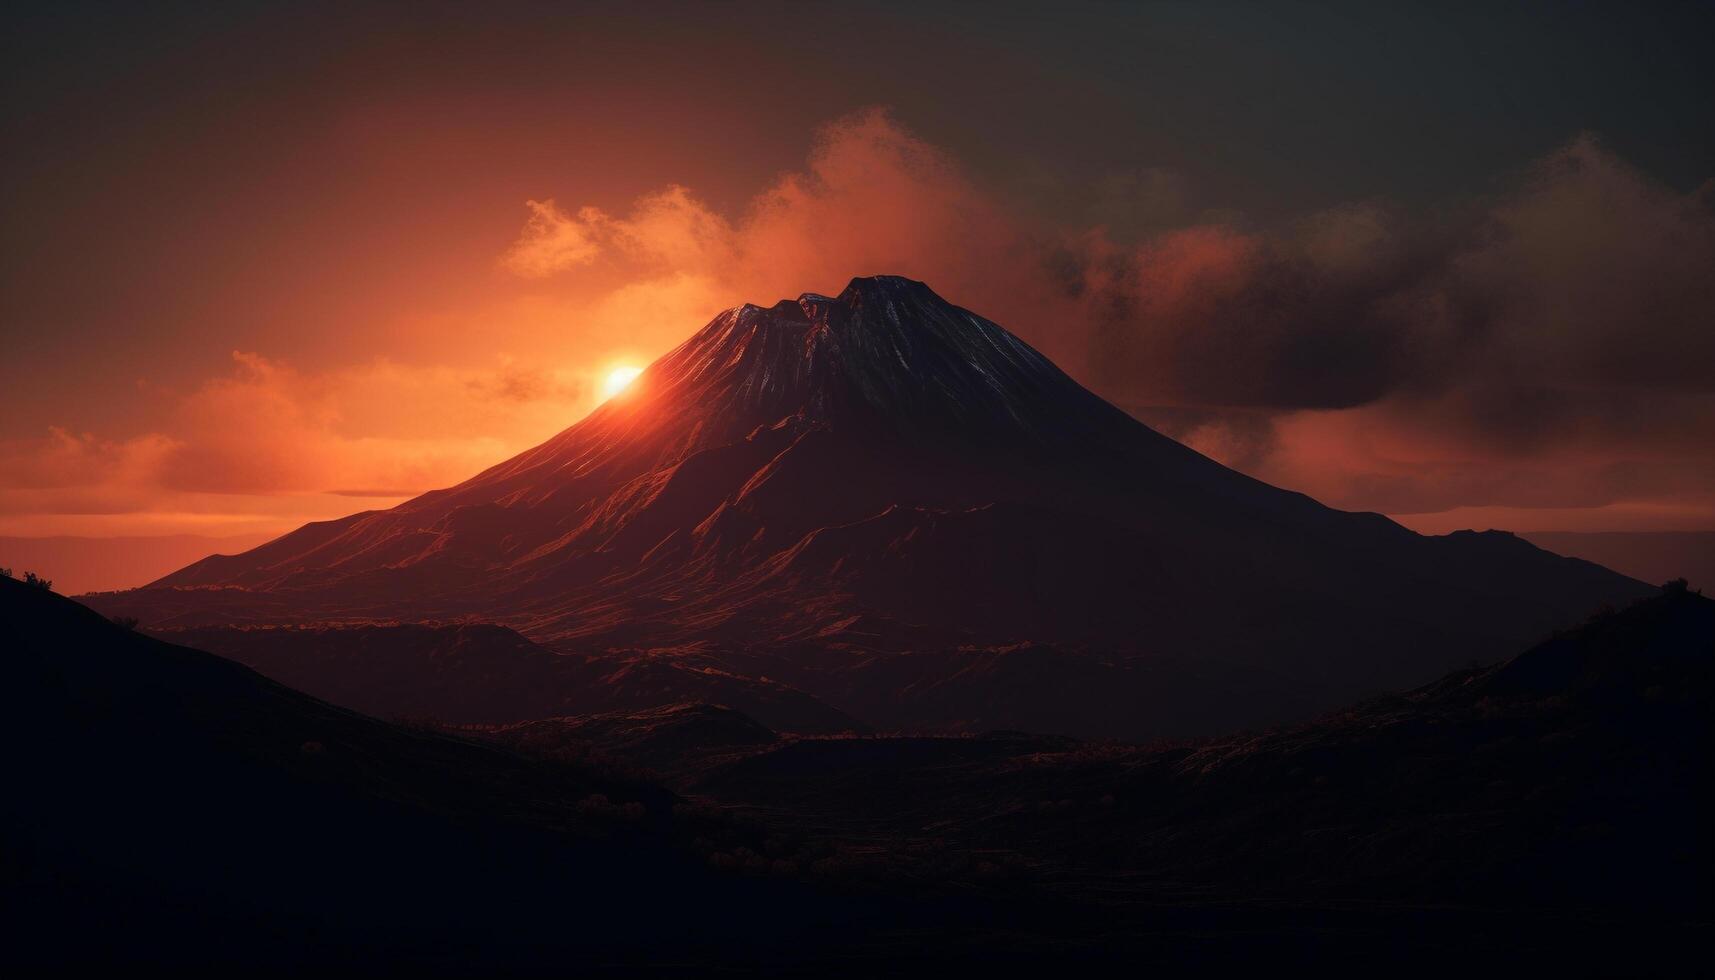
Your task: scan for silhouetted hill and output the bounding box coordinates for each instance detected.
[0,577,874,972]
[6,576,1708,974]
[90,276,1651,738]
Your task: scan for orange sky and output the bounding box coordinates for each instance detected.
[3,4,1712,544]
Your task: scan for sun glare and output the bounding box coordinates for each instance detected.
[601,365,643,399]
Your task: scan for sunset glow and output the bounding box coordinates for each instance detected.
[2,3,1711,569]
[601,365,643,400]
[6,6,1711,972]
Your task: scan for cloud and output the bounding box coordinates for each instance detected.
[1237,136,1715,519]
[5,113,1710,538]
[0,427,180,493]
[161,352,604,496]
[495,117,1712,527]
[0,350,608,534]
[500,199,609,277]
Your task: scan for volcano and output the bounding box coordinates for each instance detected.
[94,276,1649,736]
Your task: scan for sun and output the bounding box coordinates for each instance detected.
[601,364,643,399]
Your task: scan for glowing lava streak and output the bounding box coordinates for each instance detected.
[601,365,643,399]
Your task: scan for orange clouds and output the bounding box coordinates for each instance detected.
[2,111,1711,541]
[0,351,598,536]
[501,199,608,277]
[496,109,1046,355]
[495,113,1712,533]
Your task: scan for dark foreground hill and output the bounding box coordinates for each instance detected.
[0,577,881,972]
[88,277,1651,739]
[11,578,1707,974]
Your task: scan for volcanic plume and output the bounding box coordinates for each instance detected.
[95,277,1649,736]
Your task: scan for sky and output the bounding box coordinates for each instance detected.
[3,0,1712,547]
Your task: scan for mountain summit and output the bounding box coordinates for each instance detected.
[640,275,1115,443]
[96,277,1649,736]
[409,275,1217,509]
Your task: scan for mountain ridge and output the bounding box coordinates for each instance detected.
[88,276,1652,737]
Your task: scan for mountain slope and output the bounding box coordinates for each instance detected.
[90,276,1650,736]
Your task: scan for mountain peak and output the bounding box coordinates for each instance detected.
[98,275,1651,741]
[795,275,953,338]
[814,273,933,306]
[728,276,949,328]
[644,275,1114,450]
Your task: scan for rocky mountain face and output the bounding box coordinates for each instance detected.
[90,276,1650,736]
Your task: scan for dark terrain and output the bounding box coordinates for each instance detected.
[7,576,1710,974]
[482,582,1712,921]
[87,277,1651,740]
[1,576,877,972]
[19,278,1705,974]
[158,621,865,733]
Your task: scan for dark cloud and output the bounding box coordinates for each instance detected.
[5,104,1709,535]
[1027,135,1714,521]
[1055,137,1710,410]
[1068,222,1422,410]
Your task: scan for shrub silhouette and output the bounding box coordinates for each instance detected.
[110,615,141,631]
[22,571,52,591]
[0,566,11,579]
